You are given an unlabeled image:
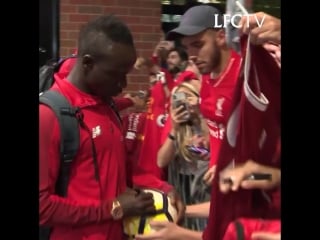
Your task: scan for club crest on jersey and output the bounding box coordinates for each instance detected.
[215,97,225,117]
[156,114,168,127]
[92,125,102,138]
[126,131,136,140]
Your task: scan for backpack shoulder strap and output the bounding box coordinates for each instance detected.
[234,220,245,240]
[55,54,77,71]
[39,90,80,196]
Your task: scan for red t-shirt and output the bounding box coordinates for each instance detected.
[39,74,127,240]
[199,50,242,167]
[203,40,281,240]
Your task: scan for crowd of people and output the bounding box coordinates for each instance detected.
[39,2,281,240]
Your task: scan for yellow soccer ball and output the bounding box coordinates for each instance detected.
[123,188,178,239]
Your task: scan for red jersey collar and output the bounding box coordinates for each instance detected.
[53,72,104,107]
[209,50,240,83]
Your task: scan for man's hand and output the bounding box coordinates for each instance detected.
[185,60,201,80]
[153,41,175,57]
[116,188,156,217]
[171,105,190,129]
[239,12,281,45]
[203,165,216,186]
[251,231,281,240]
[219,160,281,194]
[124,93,146,110]
[263,43,281,68]
[135,221,182,240]
[190,135,210,161]
[167,188,186,224]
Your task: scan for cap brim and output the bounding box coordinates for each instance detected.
[166,25,206,40]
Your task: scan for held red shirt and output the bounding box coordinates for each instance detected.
[138,81,168,180]
[123,112,172,193]
[203,40,281,240]
[39,74,127,240]
[199,50,242,167]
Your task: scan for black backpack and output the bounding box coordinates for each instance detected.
[39,54,77,93]
[39,90,81,240]
[39,55,80,240]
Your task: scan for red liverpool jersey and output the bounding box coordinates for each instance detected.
[203,38,281,240]
[138,81,168,180]
[199,50,242,167]
[123,112,173,192]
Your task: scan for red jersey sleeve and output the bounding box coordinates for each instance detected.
[151,55,159,65]
[114,97,134,111]
[39,104,114,226]
[122,114,134,188]
[133,173,173,194]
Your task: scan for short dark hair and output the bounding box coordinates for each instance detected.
[168,47,188,62]
[78,14,134,57]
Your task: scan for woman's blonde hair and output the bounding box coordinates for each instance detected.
[172,82,207,163]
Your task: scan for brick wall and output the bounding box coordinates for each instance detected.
[60,0,162,93]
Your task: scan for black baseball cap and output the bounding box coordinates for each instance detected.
[166,5,223,40]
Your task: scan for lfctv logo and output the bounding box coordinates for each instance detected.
[213,13,266,29]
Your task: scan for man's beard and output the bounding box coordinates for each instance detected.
[168,65,181,75]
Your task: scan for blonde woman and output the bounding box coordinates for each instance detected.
[157,82,210,231]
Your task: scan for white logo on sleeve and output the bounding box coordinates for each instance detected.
[215,97,225,117]
[126,131,136,140]
[92,125,102,138]
[226,103,240,147]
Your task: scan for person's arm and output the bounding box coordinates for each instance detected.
[152,41,174,65]
[185,201,210,218]
[135,221,202,240]
[219,160,281,194]
[39,104,114,227]
[263,43,281,68]
[157,103,192,168]
[133,172,173,193]
[113,97,134,111]
[151,55,159,66]
[157,129,176,168]
[179,228,203,240]
[251,232,281,240]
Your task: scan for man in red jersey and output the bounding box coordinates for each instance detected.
[133,57,172,180]
[212,11,281,240]
[211,36,281,240]
[136,5,242,239]
[39,15,156,240]
[57,50,145,112]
